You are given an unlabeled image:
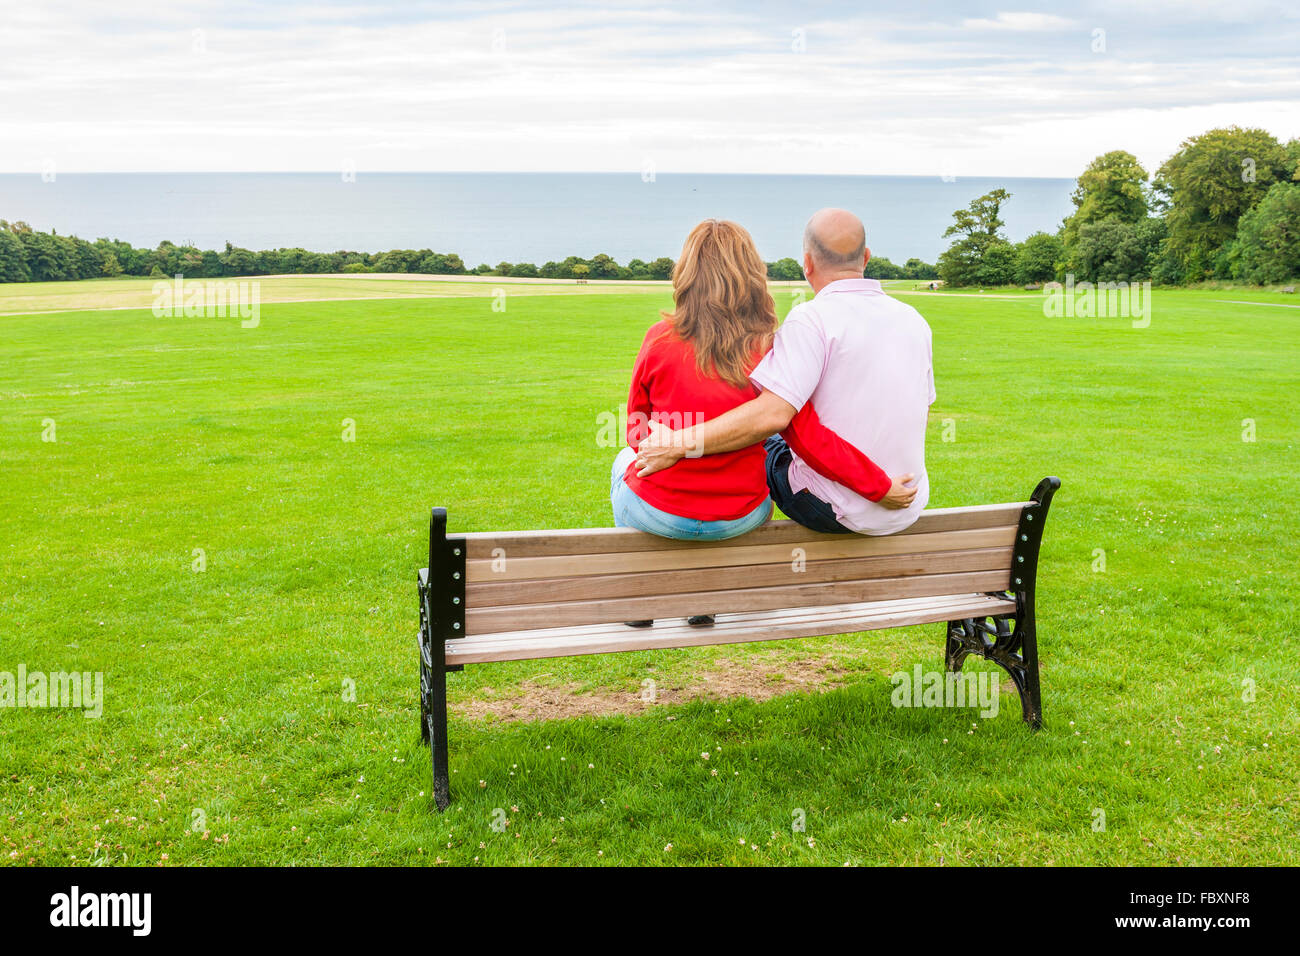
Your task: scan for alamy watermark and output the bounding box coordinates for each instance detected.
[890,665,999,718]
[50,886,150,936]
[152,275,260,328]
[596,404,706,457]
[1,666,104,718]
[1042,275,1151,328]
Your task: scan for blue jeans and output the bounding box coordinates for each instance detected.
[764,435,854,534]
[610,447,772,540]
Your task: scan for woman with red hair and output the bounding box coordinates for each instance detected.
[611,219,776,541]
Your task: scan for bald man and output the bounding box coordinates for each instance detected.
[636,208,935,535]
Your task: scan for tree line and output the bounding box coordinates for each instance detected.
[0,229,684,284]
[39,125,1298,293]
[766,255,938,281]
[937,125,1300,287]
[0,225,939,286]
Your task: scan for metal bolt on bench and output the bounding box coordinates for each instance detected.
[417,477,1060,811]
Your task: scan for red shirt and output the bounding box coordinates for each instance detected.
[624,320,768,521]
[783,401,891,503]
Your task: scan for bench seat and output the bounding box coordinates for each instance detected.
[439,592,1017,665]
[415,477,1060,810]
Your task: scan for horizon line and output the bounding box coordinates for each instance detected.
[0,169,1079,181]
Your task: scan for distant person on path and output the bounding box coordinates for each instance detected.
[635,208,934,535]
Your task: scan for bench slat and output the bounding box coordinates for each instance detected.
[457,504,1027,559]
[457,591,1002,645]
[467,545,1014,608]
[446,592,1017,664]
[465,525,1017,583]
[465,568,1012,634]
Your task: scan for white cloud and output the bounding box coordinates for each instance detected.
[0,1,1295,175]
[961,12,1079,32]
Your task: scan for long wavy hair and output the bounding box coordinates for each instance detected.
[662,219,777,389]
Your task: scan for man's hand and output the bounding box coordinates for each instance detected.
[634,420,689,477]
[878,473,917,509]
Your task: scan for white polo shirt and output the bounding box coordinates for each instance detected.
[751,278,935,535]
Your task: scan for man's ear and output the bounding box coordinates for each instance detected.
[802,251,814,281]
[862,246,872,274]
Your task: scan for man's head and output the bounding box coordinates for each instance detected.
[802,208,870,291]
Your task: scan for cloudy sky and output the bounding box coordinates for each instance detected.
[2,0,1298,177]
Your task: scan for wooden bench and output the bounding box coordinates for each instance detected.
[417,476,1060,810]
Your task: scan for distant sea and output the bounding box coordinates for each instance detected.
[0,172,1075,267]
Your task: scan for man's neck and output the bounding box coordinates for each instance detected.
[810,272,865,295]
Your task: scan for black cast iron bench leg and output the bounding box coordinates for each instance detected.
[944,476,1058,729]
[417,508,465,812]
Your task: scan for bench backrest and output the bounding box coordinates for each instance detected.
[455,502,1030,635]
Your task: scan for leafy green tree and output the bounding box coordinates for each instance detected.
[511,262,539,277]
[1236,182,1300,284]
[938,188,1012,286]
[551,256,587,279]
[69,236,104,279]
[766,257,802,280]
[1211,239,1242,280]
[1062,151,1149,246]
[1286,139,1300,181]
[938,239,1016,287]
[1077,217,1166,282]
[572,264,590,280]
[1013,232,1064,284]
[936,243,978,287]
[301,252,332,274]
[1137,217,1170,279]
[149,240,185,276]
[97,237,147,275]
[375,249,421,273]
[588,253,619,279]
[647,257,675,280]
[220,244,258,276]
[0,227,32,282]
[863,256,904,279]
[980,241,1018,286]
[415,252,465,275]
[19,230,73,281]
[945,188,1010,242]
[1156,126,1290,279]
[902,258,938,280]
[181,246,209,276]
[1069,221,1150,282]
[198,248,224,277]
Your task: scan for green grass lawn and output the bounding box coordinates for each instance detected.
[0,274,678,316]
[1,282,1296,866]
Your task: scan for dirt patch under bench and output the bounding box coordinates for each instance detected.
[454,654,854,723]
